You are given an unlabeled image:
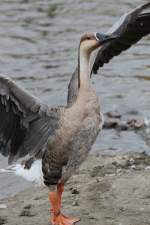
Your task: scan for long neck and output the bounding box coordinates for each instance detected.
[78,46,91,89]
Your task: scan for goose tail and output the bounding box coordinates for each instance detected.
[0,160,43,186]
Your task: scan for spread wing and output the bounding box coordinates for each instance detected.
[67,3,150,105]
[93,3,150,73]
[0,75,60,164]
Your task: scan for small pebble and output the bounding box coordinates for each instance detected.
[24,204,32,209]
[112,161,117,166]
[129,158,135,164]
[119,207,125,211]
[131,165,136,169]
[71,189,79,195]
[88,216,96,220]
[19,209,35,217]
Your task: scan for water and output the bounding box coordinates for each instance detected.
[0,0,150,199]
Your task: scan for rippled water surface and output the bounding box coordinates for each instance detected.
[0,0,150,199]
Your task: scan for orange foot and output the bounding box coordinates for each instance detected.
[49,183,80,225]
[51,211,79,225]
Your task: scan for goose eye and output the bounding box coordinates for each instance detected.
[87,37,90,40]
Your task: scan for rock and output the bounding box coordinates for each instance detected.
[112,161,118,166]
[71,188,80,195]
[131,165,136,169]
[19,205,35,217]
[119,207,125,211]
[129,158,135,164]
[126,110,139,115]
[23,204,32,209]
[127,119,145,129]
[103,120,118,129]
[88,215,96,220]
[105,111,122,119]
[117,122,129,131]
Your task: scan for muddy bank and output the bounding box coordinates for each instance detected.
[1,152,150,225]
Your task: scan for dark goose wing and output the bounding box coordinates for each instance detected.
[67,3,150,105]
[0,75,60,164]
[92,3,150,73]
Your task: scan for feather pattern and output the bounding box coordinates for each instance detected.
[0,75,60,164]
[93,3,150,73]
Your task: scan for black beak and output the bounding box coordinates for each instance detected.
[95,32,119,45]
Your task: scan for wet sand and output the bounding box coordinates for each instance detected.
[1,152,150,225]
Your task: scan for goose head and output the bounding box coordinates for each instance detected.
[80,32,118,54]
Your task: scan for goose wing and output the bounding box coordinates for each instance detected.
[67,3,150,105]
[0,75,60,164]
[92,3,150,73]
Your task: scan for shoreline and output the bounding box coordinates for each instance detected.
[1,152,150,225]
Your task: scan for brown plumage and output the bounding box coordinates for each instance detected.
[0,32,117,186]
[0,32,116,225]
[0,3,150,225]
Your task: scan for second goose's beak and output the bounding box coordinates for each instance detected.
[95,32,119,45]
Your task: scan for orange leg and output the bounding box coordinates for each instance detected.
[49,182,80,225]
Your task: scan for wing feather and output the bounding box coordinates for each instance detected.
[67,3,150,104]
[0,75,60,164]
[93,4,150,73]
